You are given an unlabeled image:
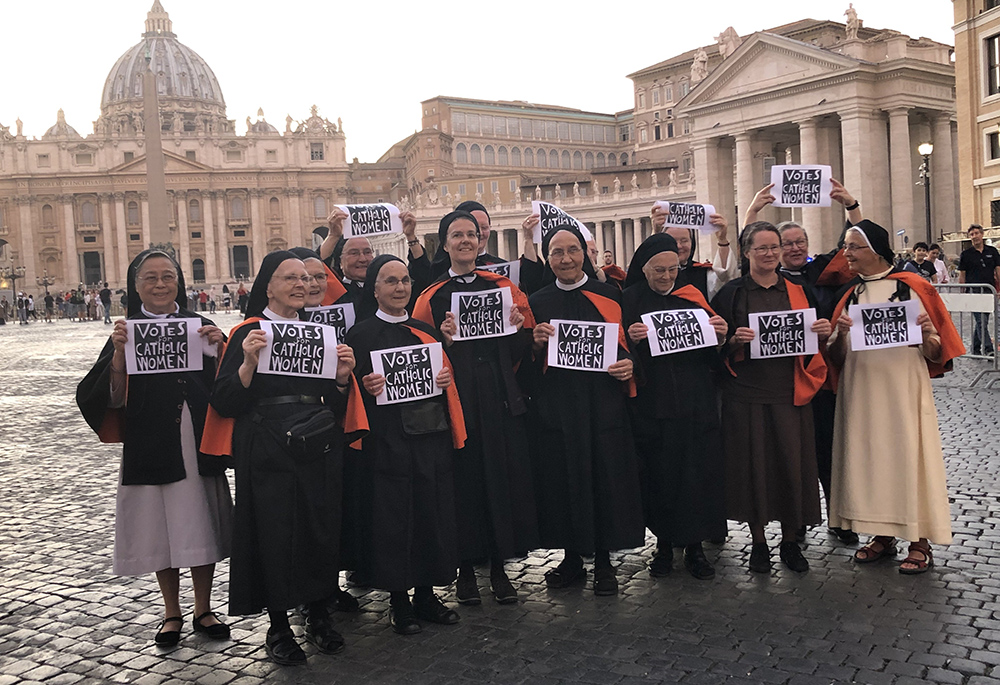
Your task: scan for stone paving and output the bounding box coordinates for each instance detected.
[1,314,999,685]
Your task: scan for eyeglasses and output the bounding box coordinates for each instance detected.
[843,244,870,253]
[781,239,808,249]
[305,273,328,283]
[139,273,177,285]
[276,275,310,285]
[378,276,411,287]
[751,245,781,255]
[549,246,583,259]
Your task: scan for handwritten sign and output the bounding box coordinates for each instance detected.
[451,287,516,341]
[769,165,833,207]
[546,318,619,372]
[125,318,204,375]
[336,203,402,238]
[370,342,444,405]
[479,260,521,286]
[848,300,921,351]
[304,302,356,344]
[531,201,589,244]
[749,308,819,359]
[653,200,717,233]
[257,320,339,378]
[640,308,717,356]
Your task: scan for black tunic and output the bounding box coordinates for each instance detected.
[525,278,645,553]
[211,317,348,615]
[419,275,539,562]
[344,316,459,591]
[621,284,727,545]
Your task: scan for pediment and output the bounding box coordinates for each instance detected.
[683,32,861,107]
[110,149,212,174]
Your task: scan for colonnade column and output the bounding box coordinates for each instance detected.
[841,109,891,239]
[631,218,644,267]
[888,107,915,251]
[15,197,37,284]
[735,132,755,228]
[249,190,265,274]
[496,228,509,261]
[61,195,80,285]
[931,115,957,241]
[595,220,605,255]
[614,219,626,268]
[201,193,218,283]
[213,192,231,281]
[114,193,128,284]
[286,189,304,249]
[99,193,117,284]
[797,118,824,241]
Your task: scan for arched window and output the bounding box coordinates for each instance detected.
[192,258,205,283]
[550,150,559,168]
[470,144,482,164]
[484,145,495,165]
[608,153,617,167]
[455,143,468,164]
[313,196,327,218]
[127,201,140,225]
[81,201,97,225]
[585,152,594,169]
[524,148,533,167]
[42,204,54,227]
[497,146,508,166]
[511,147,521,166]
[536,149,546,168]
[573,151,583,170]
[231,196,245,219]
[188,198,201,223]
[562,151,571,169]
[596,152,605,168]
[269,197,281,219]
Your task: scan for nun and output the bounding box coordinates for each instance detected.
[76,249,233,647]
[206,251,366,665]
[345,255,466,634]
[622,234,729,579]
[412,210,538,605]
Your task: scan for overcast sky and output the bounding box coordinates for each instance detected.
[1,1,955,163]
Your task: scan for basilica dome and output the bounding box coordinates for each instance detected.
[100,1,225,119]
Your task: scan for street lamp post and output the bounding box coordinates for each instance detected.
[0,264,27,293]
[35,269,56,295]
[918,142,934,244]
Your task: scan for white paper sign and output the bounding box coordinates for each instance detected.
[547,318,619,372]
[257,320,339,378]
[304,302,356,344]
[125,318,204,375]
[848,300,922,351]
[451,287,516,341]
[336,203,402,238]
[370,342,444,405]
[531,201,589,244]
[769,165,833,207]
[749,308,819,359]
[653,200,718,233]
[479,260,521,286]
[641,308,717,356]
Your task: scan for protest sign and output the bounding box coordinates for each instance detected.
[653,200,717,233]
[848,300,921,351]
[531,201,588,243]
[749,308,819,359]
[370,342,444,405]
[257,320,339,378]
[640,308,717,356]
[304,302,356,343]
[769,165,833,207]
[335,203,402,238]
[546,318,619,372]
[125,318,204,375]
[479,260,521,286]
[451,287,516,341]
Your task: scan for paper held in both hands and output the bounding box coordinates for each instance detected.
[370,342,444,405]
[450,287,517,341]
[749,308,819,359]
[848,300,922,351]
[769,165,833,207]
[336,203,403,239]
[652,200,717,234]
[641,308,717,357]
[256,320,340,378]
[531,201,592,244]
[546,319,619,372]
[124,318,205,375]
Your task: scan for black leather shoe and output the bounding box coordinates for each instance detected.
[413,593,460,625]
[191,611,230,640]
[490,569,518,605]
[649,547,673,577]
[779,541,809,572]
[265,628,306,666]
[683,545,715,580]
[749,543,771,573]
[154,616,183,647]
[829,527,860,544]
[593,566,618,596]
[455,570,482,605]
[545,559,586,588]
[305,620,345,654]
[389,603,421,635]
[333,588,360,613]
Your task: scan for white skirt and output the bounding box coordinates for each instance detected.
[113,403,233,576]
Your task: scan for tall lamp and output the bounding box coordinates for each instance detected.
[918,142,933,244]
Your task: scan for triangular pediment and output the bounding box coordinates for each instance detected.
[682,32,862,107]
[110,149,212,174]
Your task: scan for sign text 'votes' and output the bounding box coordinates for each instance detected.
[769,165,833,207]
[371,342,444,405]
[546,318,619,372]
[257,320,339,378]
[531,201,589,243]
[304,302,356,343]
[125,317,204,375]
[749,308,819,359]
[653,200,717,233]
[640,308,717,356]
[479,260,521,287]
[337,203,403,238]
[848,299,921,351]
[451,287,516,341]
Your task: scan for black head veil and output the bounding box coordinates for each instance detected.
[538,224,598,282]
[848,219,896,265]
[359,254,406,321]
[288,246,321,262]
[126,249,188,318]
[430,210,480,275]
[624,233,679,289]
[245,250,302,319]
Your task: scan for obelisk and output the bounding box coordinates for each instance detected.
[141,43,172,254]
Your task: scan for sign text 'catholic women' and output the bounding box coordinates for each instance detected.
[370,342,444,405]
[546,318,619,372]
[125,318,204,375]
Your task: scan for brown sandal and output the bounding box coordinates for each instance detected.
[899,541,933,575]
[854,536,897,564]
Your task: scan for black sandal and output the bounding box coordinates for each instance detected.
[192,611,231,640]
[154,616,183,646]
[854,536,897,564]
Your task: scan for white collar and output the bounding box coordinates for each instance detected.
[343,276,364,287]
[555,273,588,291]
[262,306,300,321]
[448,268,478,284]
[141,303,180,319]
[376,309,409,323]
[860,266,895,282]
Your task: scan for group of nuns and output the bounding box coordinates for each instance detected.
[77,196,962,666]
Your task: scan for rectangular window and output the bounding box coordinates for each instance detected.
[309,143,324,161]
[468,114,480,134]
[683,120,691,135]
[265,149,277,162]
[476,182,484,194]
[440,184,449,196]
[481,115,493,135]
[83,235,97,243]
[185,150,197,161]
[452,112,466,133]
[640,128,649,144]
[638,93,646,109]
[37,154,50,168]
[992,200,1000,226]
[129,233,141,241]
[507,118,519,136]
[191,231,202,239]
[619,124,632,142]
[233,229,246,237]
[546,121,557,139]
[533,120,545,138]
[226,149,243,162]
[990,0,1000,10]
[570,123,581,141]
[989,131,1000,160]
[509,179,517,192]
[491,181,499,193]
[123,151,135,163]
[602,186,609,194]
[582,124,594,142]
[458,183,466,196]
[681,82,690,97]
[989,35,1000,95]
[667,123,674,138]
[652,89,660,105]
[558,123,570,140]
[665,85,673,102]
[75,153,93,165]
[653,126,660,141]
[606,125,616,143]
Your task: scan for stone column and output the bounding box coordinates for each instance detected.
[175,191,191,275]
[15,197,37,284]
[200,192,218,283]
[631,218,643,266]
[735,132,755,227]
[286,189,304,248]
[888,108,914,251]
[61,195,80,285]
[797,118,824,242]
[614,219,626,267]
[595,220,605,255]
[114,193,128,284]
[139,192,151,247]
[99,193,117,284]
[841,109,891,240]
[249,190,266,274]
[931,114,957,240]
[214,193,231,281]
[496,228,509,261]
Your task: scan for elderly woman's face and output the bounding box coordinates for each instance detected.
[665,228,692,264]
[843,228,884,274]
[302,257,328,307]
[267,259,308,312]
[373,260,411,315]
[746,229,781,273]
[548,230,585,284]
[642,251,680,295]
[136,256,179,313]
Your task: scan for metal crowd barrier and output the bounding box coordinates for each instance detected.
[933,283,1000,388]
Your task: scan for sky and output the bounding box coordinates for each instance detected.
[0,1,955,163]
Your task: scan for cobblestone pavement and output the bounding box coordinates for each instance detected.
[1,315,998,685]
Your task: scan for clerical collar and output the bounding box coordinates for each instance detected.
[861,266,894,282]
[376,309,409,323]
[555,273,588,291]
[262,306,299,321]
[449,268,477,284]
[780,266,803,277]
[141,303,180,318]
[343,277,364,288]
